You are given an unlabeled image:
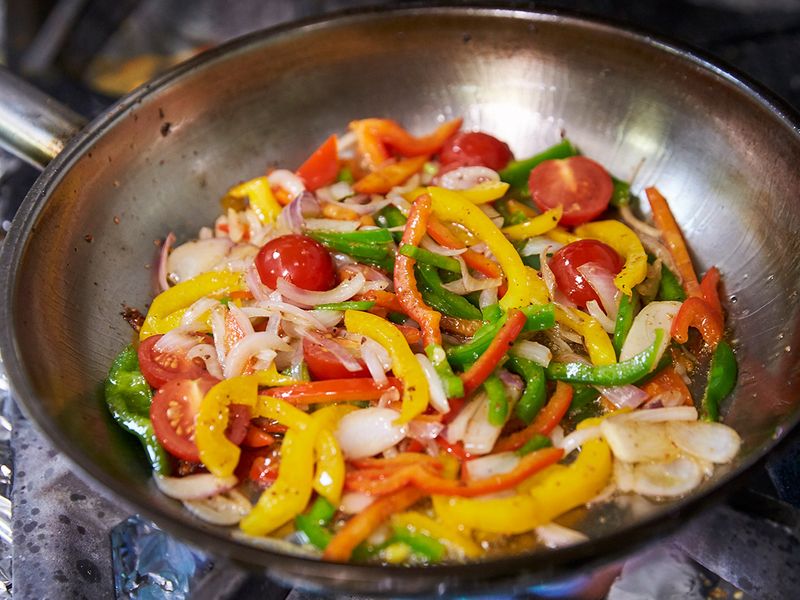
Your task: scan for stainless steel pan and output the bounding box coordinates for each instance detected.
[1,6,799,596]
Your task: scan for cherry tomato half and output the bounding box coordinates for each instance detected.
[255,234,336,291]
[303,337,369,380]
[548,239,623,309]
[528,156,613,226]
[438,131,514,173]
[138,334,206,388]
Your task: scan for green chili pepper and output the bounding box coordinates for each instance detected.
[612,291,637,358]
[610,177,631,207]
[702,340,737,422]
[499,139,579,190]
[658,265,686,302]
[391,527,446,562]
[484,373,509,426]
[506,356,546,424]
[294,496,336,549]
[399,244,461,273]
[374,204,407,242]
[425,344,464,398]
[546,329,664,385]
[314,301,375,311]
[416,263,482,320]
[105,345,171,474]
[516,434,552,456]
[336,166,354,184]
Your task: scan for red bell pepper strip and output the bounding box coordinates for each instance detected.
[323,486,426,561]
[264,377,402,404]
[670,296,724,349]
[353,155,429,195]
[350,120,391,169]
[460,308,527,396]
[434,437,471,461]
[700,266,723,317]
[394,194,442,347]
[296,134,339,191]
[645,187,701,298]
[350,453,443,470]
[640,365,693,406]
[354,117,463,158]
[426,216,504,280]
[357,289,406,313]
[493,382,573,453]
[243,426,277,448]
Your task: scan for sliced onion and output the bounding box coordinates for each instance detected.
[611,406,698,423]
[340,491,376,514]
[338,263,392,290]
[464,452,520,480]
[408,419,445,442]
[362,336,391,386]
[268,169,305,198]
[578,263,620,320]
[520,236,563,257]
[210,304,228,366]
[586,300,616,333]
[479,203,504,228]
[153,328,203,354]
[415,353,449,414]
[444,396,483,444]
[304,218,360,232]
[245,264,272,302]
[510,340,552,367]
[278,189,320,233]
[630,456,703,498]
[390,173,421,196]
[386,192,411,215]
[276,273,365,308]
[619,300,682,363]
[158,232,176,291]
[341,198,392,215]
[637,259,662,300]
[619,203,662,239]
[227,303,255,337]
[224,332,283,378]
[180,297,220,328]
[154,473,238,500]
[330,181,355,201]
[335,408,408,459]
[596,384,649,410]
[642,390,686,409]
[614,460,636,493]
[420,235,467,257]
[600,419,679,463]
[437,166,499,190]
[549,424,565,447]
[308,309,344,329]
[638,232,680,278]
[540,246,557,300]
[536,523,589,548]
[463,392,505,455]
[442,256,501,294]
[167,238,232,284]
[479,286,498,309]
[246,301,327,330]
[558,426,602,455]
[187,343,224,380]
[497,370,524,396]
[304,330,363,372]
[182,489,252,526]
[666,421,741,464]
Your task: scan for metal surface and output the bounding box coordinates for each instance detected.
[0,5,800,596]
[0,66,85,167]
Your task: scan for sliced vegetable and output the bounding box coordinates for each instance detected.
[612,290,637,357]
[354,155,429,195]
[268,377,401,404]
[701,340,737,421]
[670,296,724,349]
[619,300,681,363]
[494,381,573,452]
[314,301,375,311]
[549,239,623,309]
[439,131,513,172]
[225,176,282,224]
[499,139,578,189]
[296,134,339,191]
[484,373,509,426]
[255,234,336,291]
[461,309,527,396]
[416,263,483,320]
[529,157,613,226]
[658,265,686,302]
[574,220,648,296]
[501,206,563,240]
[399,244,461,273]
[506,356,547,425]
[425,344,464,398]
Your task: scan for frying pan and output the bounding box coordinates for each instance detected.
[1,5,799,597]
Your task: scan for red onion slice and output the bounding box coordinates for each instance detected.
[155,473,238,500]
[276,273,365,308]
[277,190,320,233]
[437,166,499,190]
[595,384,649,410]
[187,343,224,380]
[245,264,273,302]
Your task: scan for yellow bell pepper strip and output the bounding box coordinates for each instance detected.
[547,226,581,245]
[310,405,357,504]
[139,271,245,340]
[344,310,429,424]
[427,186,536,310]
[225,176,282,225]
[459,181,510,204]
[502,206,563,240]
[353,155,429,195]
[525,266,551,305]
[390,512,482,559]
[574,220,647,296]
[555,306,616,366]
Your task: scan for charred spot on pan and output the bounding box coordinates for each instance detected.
[462,33,472,43]
[121,305,144,332]
[113,216,120,224]
[84,234,93,243]
[158,107,165,119]
[160,122,172,137]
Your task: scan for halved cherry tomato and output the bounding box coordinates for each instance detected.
[255,234,336,291]
[302,337,368,380]
[137,334,206,388]
[528,156,613,226]
[438,131,513,173]
[548,239,623,309]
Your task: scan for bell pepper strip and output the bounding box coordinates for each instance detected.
[440,315,482,337]
[546,329,664,385]
[640,365,693,407]
[416,263,483,321]
[659,264,687,302]
[426,216,503,279]
[295,497,335,550]
[139,271,245,339]
[353,155,429,195]
[555,306,617,366]
[352,117,463,158]
[345,462,442,496]
[350,453,443,470]
[645,187,702,298]
[357,289,406,313]
[308,229,395,270]
[499,139,578,189]
[458,180,511,204]
[484,373,510,426]
[493,382,573,453]
[105,346,171,474]
[670,296,724,349]
[394,194,442,347]
[506,356,547,425]
[390,512,482,559]
[374,204,407,242]
[574,220,648,296]
[435,437,471,461]
[427,186,537,310]
[610,176,632,207]
[700,266,723,318]
[314,300,375,311]
[243,426,276,448]
[525,266,551,306]
[399,244,461,273]
[266,377,402,405]
[516,434,552,456]
[547,226,582,245]
[296,134,339,191]
[426,343,464,398]
[390,526,446,562]
[612,290,637,358]
[461,308,527,396]
[225,176,282,224]
[350,119,391,169]
[702,340,737,422]
[310,405,356,504]
[501,206,563,240]
[321,201,360,221]
[345,310,430,423]
[324,486,426,562]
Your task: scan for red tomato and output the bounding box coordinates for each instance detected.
[249,451,281,488]
[138,334,206,388]
[438,131,514,172]
[302,337,369,380]
[255,234,336,291]
[548,240,623,309]
[528,156,613,226]
[227,404,251,446]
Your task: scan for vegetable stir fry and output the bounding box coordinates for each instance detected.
[106,117,741,563]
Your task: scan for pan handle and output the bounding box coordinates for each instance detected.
[0,66,86,169]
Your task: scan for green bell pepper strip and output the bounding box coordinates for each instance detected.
[484,373,509,426]
[399,244,461,273]
[521,303,557,332]
[294,496,336,549]
[425,344,464,398]
[610,177,631,207]
[390,527,446,562]
[567,384,602,422]
[415,263,482,320]
[516,433,552,456]
[104,345,171,474]
[658,265,687,302]
[314,301,375,311]
[336,166,354,184]
[499,139,578,189]
[546,329,664,385]
[506,356,546,425]
[702,340,737,422]
[308,230,395,270]
[612,290,637,358]
[312,229,394,244]
[481,302,503,323]
[375,204,407,242]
